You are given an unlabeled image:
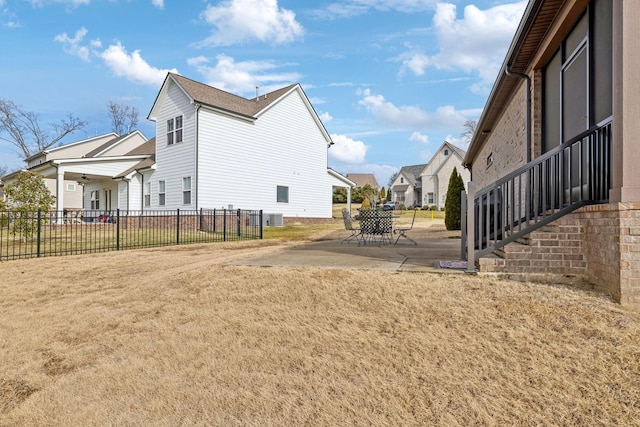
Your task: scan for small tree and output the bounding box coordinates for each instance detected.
[360,197,372,211]
[3,170,56,240]
[0,98,86,159]
[380,186,386,202]
[445,167,465,230]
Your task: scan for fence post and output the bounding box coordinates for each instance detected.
[213,209,217,233]
[116,209,120,250]
[466,181,477,272]
[223,209,227,242]
[176,208,180,245]
[259,210,263,240]
[200,207,203,231]
[37,209,42,258]
[461,191,467,261]
[237,209,241,237]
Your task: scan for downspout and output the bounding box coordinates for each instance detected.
[194,103,201,210]
[505,65,532,162]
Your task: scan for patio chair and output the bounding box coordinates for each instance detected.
[341,208,363,244]
[394,208,417,245]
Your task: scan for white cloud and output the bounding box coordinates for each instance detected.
[187,54,299,95]
[53,27,94,62]
[151,0,164,9]
[319,112,333,122]
[29,0,89,7]
[399,1,526,93]
[329,134,369,164]
[55,28,177,86]
[358,88,475,130]
[312,0,437,19]
[99,43,177,87]
[409,131,429,144]
[197,0,304,46]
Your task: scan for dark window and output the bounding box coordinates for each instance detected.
[277,185,289,203]
[167,115,183,145]
[542,0,612,153]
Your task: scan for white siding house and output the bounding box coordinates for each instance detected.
[5,131,153,214]
[146,73,353,221]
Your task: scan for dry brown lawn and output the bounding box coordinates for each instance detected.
[1,234,639,426]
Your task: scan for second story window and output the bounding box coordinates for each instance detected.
[167,115,183,145]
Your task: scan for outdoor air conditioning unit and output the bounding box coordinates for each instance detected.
[263,213,284,227]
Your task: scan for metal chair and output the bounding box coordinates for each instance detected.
[341,208,363,244]
[394,209,417,245]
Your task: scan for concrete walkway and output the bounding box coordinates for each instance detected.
[231,219,468,273]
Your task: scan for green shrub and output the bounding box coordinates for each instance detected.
[445,167,465,230]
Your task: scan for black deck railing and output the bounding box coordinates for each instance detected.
[463,117,612,262]
[0,208,263,261]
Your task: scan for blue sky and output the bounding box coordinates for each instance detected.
[0,0,526,188]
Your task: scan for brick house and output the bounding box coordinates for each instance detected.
[463,0,640,308]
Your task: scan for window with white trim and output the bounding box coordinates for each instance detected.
[66,183,76,191]
[427,192,434,204]
[90,190,100,210]
[158,180,166,206]
[182,177,192,205]
[167,115,183,145]
[144,182,151,207]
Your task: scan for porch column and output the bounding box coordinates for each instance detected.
[56,167,65,223]
[611,1,640,203]
[347,186,352,214]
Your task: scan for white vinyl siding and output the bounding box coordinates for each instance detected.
[150,81,195,210]
[197,88,331,217]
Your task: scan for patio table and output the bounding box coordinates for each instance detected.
[358,210,393,245]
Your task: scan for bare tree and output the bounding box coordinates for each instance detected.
[0,164,8,178]
[461,120,477,145]
[107,101,139,135]
[0,99,86,160]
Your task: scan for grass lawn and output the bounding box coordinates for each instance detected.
[1,225,639,425]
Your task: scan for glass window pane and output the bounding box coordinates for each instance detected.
[562,46,588,141]
[277,185,289,203]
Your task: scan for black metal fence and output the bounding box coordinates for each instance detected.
[0,208,263,261]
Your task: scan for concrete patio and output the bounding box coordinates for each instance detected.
[231,219,468,273]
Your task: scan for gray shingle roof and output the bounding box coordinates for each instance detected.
[398,164,427,187]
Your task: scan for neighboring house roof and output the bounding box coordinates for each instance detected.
[346,173,379,189]
[328,169,357,188]
[24,132,120,163]
[464,0,563,166]
[114,138,157,178]
[149,73,297,120]
[83,133,129,158]
[396,164,426,187]
[426,141,467,176]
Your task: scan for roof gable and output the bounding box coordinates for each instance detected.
[397,164,427,187]
[148,72,297,121]
[148,73,331,143]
